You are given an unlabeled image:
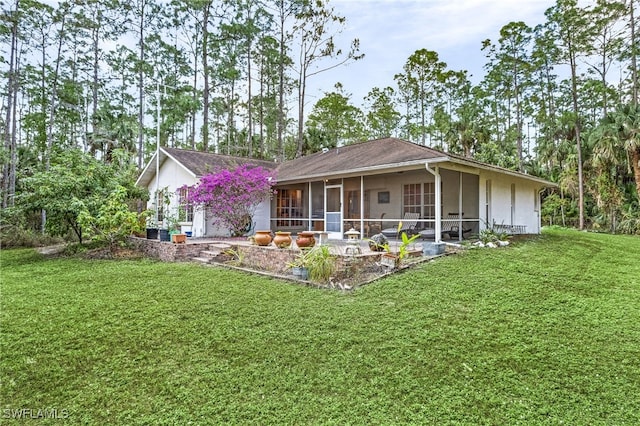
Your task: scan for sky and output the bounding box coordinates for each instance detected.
[307,0,554,105]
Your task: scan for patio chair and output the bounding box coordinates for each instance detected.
[381,212,420,237]
[442,213,472,239]
[367,212,386,236]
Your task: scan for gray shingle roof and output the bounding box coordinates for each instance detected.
[274,138,446,181]
[163,147,276,176]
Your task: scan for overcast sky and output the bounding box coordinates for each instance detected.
[307,0,554,105]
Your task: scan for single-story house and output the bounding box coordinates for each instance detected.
[136,138,555,242]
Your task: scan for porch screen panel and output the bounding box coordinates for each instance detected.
[423,183,435,226]
[276,189,303,227]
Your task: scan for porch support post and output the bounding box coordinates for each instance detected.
[458,172,463,241]
[360,175,364,237]
[425,162,442,243]
[308,181,312,231]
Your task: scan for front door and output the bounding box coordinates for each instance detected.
[324,184,343,239]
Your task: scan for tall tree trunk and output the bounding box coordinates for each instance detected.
[201,1,211,152]
[633,147,640,200]
[632,0,638,105]
[137,3,145,169]
[247,33,253,157]
[191,48,198,150]
[569,47,585,230]
[277,2,286,161]
[2,0,18,209]
[43,12,67,235]
[296,60,306,158]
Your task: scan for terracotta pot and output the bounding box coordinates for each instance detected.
[273,231,292,248]
[254,230,273,246]
[295,231,316,249]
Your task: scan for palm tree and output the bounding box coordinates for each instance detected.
[598,104,640,201]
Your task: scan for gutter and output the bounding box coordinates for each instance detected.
[276,157,450,184]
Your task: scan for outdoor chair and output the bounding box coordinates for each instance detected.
[381,212,420,237]
[367,212,386,236]
[442,213,472,239]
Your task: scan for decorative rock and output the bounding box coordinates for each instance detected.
[422,242,446,256]
[368,233,388,252]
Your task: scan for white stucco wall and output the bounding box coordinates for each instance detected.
[146,158,203,234]
[203,198,271,237]
[478,170,542,234]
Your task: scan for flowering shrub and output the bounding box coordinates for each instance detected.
[183,165,276,236]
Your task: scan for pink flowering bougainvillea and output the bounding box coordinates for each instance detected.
[181,165,276,236]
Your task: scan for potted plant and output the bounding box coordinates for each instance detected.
[146,217,159,240]
[304,246,335,283]
[287,249,310,280]
[379,231,420,269]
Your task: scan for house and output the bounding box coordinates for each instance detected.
[136,138,555,242]
[135,147,276,237]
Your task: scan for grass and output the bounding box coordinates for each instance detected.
[1,228,639,425]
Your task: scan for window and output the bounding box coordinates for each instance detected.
[403,183,436,225]
[276,189,303,227]
[156,189,165,222]
[403,184,421,214]
[510,183,516,225]
[178,187,194,223]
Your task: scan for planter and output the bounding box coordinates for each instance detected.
[254,230,273,246]
[146,228,159,240]
[159,229,171,242]
[380,253,399,269]
[273,231,292,249]
[299,267,309,280]
[295,231,316,249]
[172,233,187,244]
[422,242,446,256]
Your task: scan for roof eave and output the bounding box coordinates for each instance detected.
[276,157,449,184]
[446,156,557,187]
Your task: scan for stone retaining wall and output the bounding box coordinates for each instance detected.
[129,236,386,282]
[129,237,208,262]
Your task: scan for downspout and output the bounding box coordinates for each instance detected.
[360,175,364,236]
[458,172,463,242]
[425,162,442,243]
[308,181,312,231]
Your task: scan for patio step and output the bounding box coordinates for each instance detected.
[208,242,233,253]
[193,242,235,264]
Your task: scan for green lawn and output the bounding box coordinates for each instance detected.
[1,228,639,425]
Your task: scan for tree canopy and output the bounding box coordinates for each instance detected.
[1,0,639,236]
